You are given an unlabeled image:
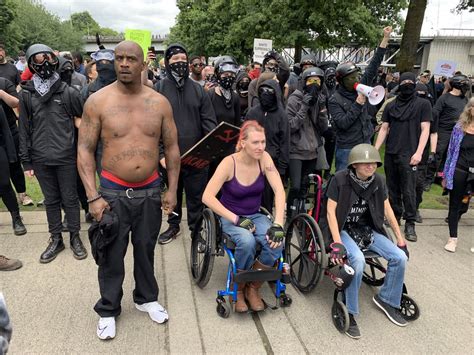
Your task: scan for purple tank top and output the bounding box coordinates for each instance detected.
[220,156,265,216]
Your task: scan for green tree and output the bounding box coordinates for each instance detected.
[70,11,101,36]
[169,0,407,63]
[453,0,474,13]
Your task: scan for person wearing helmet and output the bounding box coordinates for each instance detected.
[375,72,432,242]
[155,43,217,245]
[286,67,328,221]
[18,43,87,263]
[424,74,469,190]
[319,143,410,339]
[207,56,240,126]
[328,26,392,171]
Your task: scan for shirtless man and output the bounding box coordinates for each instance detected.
[77,41,180,340]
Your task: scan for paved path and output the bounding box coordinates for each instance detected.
[0,209,473,354]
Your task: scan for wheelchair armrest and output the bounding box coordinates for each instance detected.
[258,207,274,222]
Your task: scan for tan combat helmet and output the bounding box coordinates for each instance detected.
[347,144,382,167]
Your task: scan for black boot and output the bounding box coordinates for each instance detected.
[70,232,88,260]
[404,223,417,242]
[40,234,65,263]
[11,211,27,236]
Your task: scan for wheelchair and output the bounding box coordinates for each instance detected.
[284,173,420,333]
[190,207,293,318]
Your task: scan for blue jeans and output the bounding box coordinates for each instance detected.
[341,229,407,315]
[335,147,352,172]
[220,213,283,270]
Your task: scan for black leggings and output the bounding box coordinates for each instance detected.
[287,158,316,214]
[448,168,471,238]
[0,146,19,212]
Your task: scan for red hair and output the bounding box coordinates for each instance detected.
[236,120,264,152]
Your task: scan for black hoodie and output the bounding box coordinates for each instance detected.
[154,43,217,155]
[235,70,250,121]
[245,80,289,174]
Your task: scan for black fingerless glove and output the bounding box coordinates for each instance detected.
[330,242,347,260]
[235,216,255,231]
[266,223,285,243]
[398,244,410,260]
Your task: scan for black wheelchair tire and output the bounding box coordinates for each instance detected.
[285,213,328,293]
[331,300,349,332]
[190,208,216,288]
[362,258,386,286]
[400,293,420,321]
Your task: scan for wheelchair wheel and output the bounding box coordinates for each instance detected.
[216,296,231,318]
[400,294,420,321]
[285,214,327,293]
[362,258,386,286]
[190,208,216,288]
[279,293,292,307]
[331,300,349,332]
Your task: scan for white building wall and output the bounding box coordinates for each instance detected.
[425,37,474,75]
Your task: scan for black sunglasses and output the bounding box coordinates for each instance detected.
[192,63,205,68]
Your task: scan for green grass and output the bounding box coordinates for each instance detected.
[1,144,449,211]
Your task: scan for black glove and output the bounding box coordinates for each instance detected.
[397,244,410,260]
[302,93,313,106]
[266,223,285,243]
[235,216,255,231]
[427,152,437,165]
[329,242,347,261]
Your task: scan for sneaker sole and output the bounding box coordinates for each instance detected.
[72,250,89,260]
[373,296,407,327]
[344,331,361,340]
[14,229,27,236]
[0,263,23,271]
[135,304,169,324]
[158,231,181,245]
[444,247,456,253]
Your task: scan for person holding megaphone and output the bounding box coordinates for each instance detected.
[328,26,392,171]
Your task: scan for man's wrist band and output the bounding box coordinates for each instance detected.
[87,194,102,203]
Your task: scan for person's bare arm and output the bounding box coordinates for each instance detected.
[379,26,392,48]
[161,97,180,214]
[375,122,390,150]
[410,121,430,166]
[0,89,19,108]
[384,199,405,245]
[202,156,236,222]
[77,96,108,220]
[262,152,285,226]
[326,198,341,243]
[430,132,438,154]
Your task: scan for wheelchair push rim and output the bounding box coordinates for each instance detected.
[285,213,327,293]
[190,208,216,288]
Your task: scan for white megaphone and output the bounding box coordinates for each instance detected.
[354,83,385,105]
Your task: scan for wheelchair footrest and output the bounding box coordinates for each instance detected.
[234,269,282,283]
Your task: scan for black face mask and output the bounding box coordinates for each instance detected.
[260,91,277,111]
[169,61,188,77]
[304,84,321,105]
[31,60,57,79]
[326,77,336,89]
[218,76,235,90]
[399,84,416,100]
[96,61,116,84]
[60,69,73,86]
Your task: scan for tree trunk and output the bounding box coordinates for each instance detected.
[294,40,302,64]
[397,0,427,73]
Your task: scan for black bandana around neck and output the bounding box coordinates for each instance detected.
[33,72,60,96]
[349,169,375,190]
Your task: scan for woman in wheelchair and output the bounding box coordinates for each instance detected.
[320,144,410,339]
[202,120,286,312]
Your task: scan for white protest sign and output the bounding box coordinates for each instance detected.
[253,38,272,64]
[433,60,457,77]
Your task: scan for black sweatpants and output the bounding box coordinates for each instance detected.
[33,163,80,235]
[384,153,417,225]
[94,188,162,317]
[0,146,19,212]
[425,129,451,185]
[9,129,26,194]
[448,168,471,238]
[167,166,208,232]
[287,158,316,216]
[323,126,336,174]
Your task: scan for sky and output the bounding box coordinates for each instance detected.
[40,0,473,36]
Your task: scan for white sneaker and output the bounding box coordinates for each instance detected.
[444,238,457,253]
[135,301,169,324]
[97,317,116,340]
